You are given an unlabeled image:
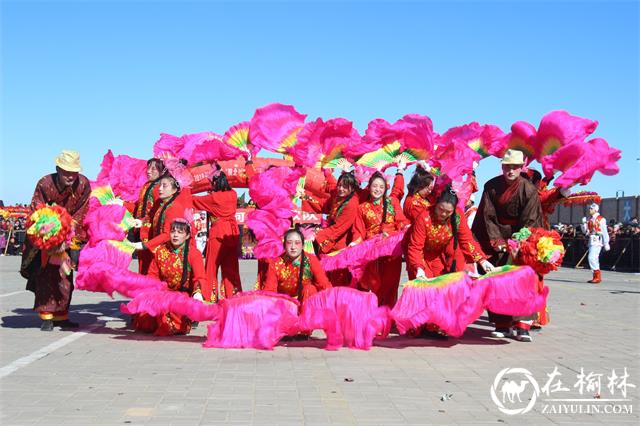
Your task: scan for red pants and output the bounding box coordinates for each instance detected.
[204,235,242,302]
[133,312,192,336]
[138,250,153,275]
[358,255,402,308]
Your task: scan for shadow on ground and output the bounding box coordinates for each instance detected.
[2,303,520,348]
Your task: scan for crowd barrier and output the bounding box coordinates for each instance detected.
[561,235,640,272]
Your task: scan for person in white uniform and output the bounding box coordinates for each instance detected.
[581,203,610,284]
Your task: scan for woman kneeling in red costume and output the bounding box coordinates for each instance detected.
[133,219,206,336]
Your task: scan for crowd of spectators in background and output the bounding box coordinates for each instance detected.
[554,217,640,241]
[0,203,29,256]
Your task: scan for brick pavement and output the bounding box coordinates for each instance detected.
[1,256,638,425]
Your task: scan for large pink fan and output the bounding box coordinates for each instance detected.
[397,114,436,160]
[83,199,128,244]
[298,287,391,350]
[440,122,506,158]
[433,135,481,183]
[246,210,291,259]
[246,166,304,259]
[541,138,621,188]
[475,265,547,317]
[249,103,307,153]
[76,241,166,298]
[182,132,244,164]
[290,118,362,168]
[203,291,300,350]
[391,272,481,337]
[501,121,537,161]
[535,110,598,161]
[153,133,184,159]
[95,150,148,203]
[121,289,219,322]
[321,231,405,283]
[223,121,254,157]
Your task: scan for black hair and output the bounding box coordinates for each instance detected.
[407,168,435,196]
[368,171,389,229]
[161,175,180,191]
[170,220,191,235]
[283,228,306,301]
[437,185,460,273]
[146,158,167,178]
[522,169,543,185]
[336,172,358,194]
[436,185,459,208]
[155,175,180,235]
[212,171,232,192]
[169,219,191,290]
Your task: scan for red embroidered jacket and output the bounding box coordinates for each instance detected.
[264,254,331,301]
[407,206,486,277]
[148,241,206,295]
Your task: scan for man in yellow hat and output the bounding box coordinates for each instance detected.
[20,150,91,331]
[472,149,544,342]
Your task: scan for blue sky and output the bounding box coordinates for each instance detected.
[2,0,638,204]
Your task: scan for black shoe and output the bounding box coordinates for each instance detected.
[514,328,533,342]
[54,319,79,328]
[420,329,449,340]
[490,328,512,338]
[293,334,310,341]
[41,320,54,331]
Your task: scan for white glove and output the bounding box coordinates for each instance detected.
[604,245,611,252]
[582,217,588,224]
[192,292,204,302]
[336,158,352,172]
[417,160,431,172]
[416,268,427,279]
[480,260,495,272]
[247,152,253,162]
[130,219,143,229]
[560,187,572,197]
[396,156,407,171]
[131,242,144,251]
[348,242,358,247]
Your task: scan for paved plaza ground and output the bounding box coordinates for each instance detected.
[0,256,638,425]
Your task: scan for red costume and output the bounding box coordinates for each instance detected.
[134,241,206,336]
[312,171,360,286]
[129,179,162,273]
[139,191,191,274]
[192,190,242,302]
[407,206,486,279]
[264,253,331,302]
[403,192,432,223]
[353,173,408,308]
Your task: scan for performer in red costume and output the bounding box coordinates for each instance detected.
[265,228,332,302]
[403,162,436,222]
[133,174,192,257]
[352,170,408,308]
[192,170,243,302]
[312,171,360,286]
[127,158,166,274]
[407,187,493,279]
[133,219,206,336]
[472,149,543,342]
